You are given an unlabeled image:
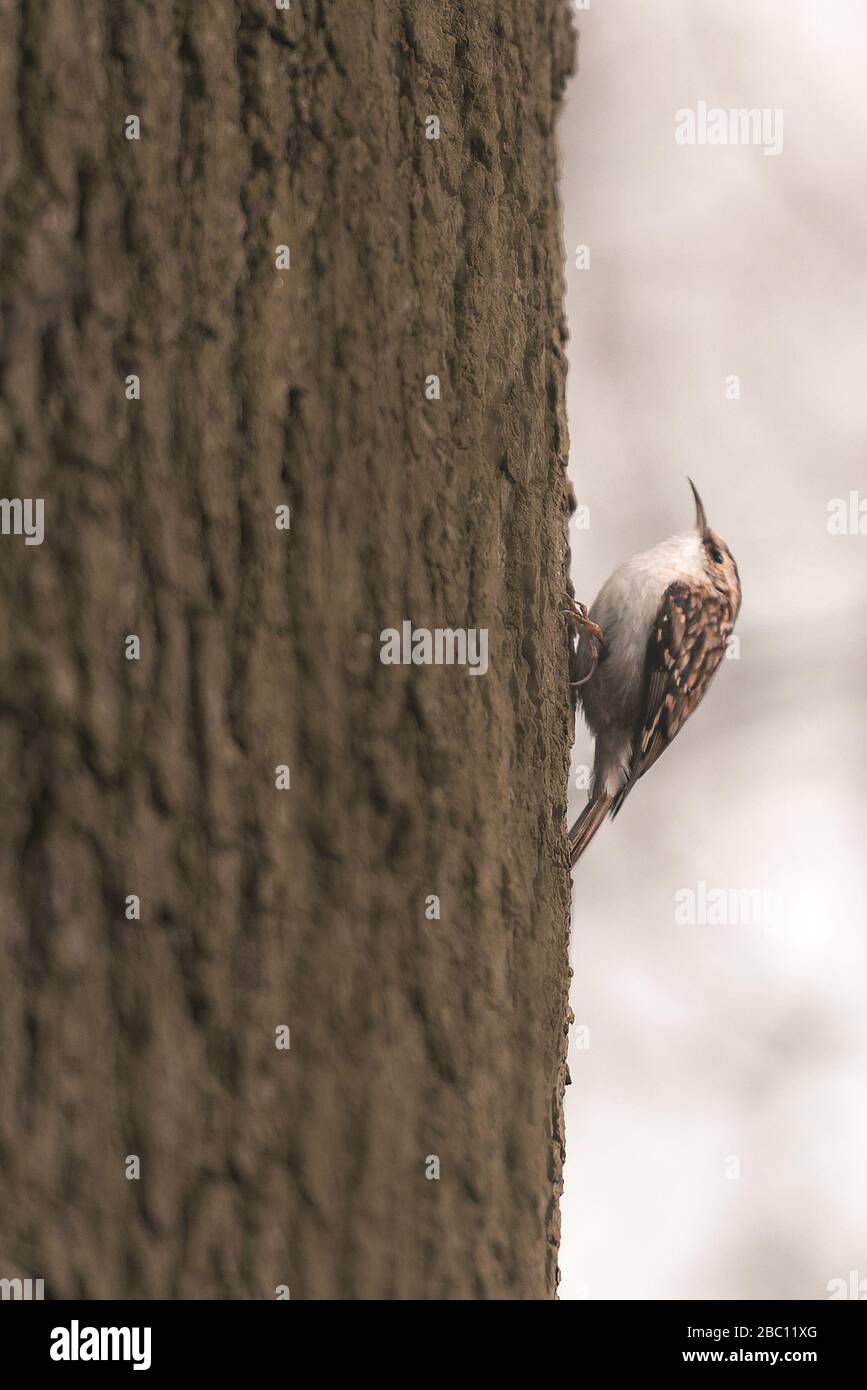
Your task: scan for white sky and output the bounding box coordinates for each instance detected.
[559,0,867,1300]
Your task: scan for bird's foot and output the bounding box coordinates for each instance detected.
[562,592,606,652]
[563,592,606,690]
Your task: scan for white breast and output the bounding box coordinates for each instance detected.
[585,531,706,733]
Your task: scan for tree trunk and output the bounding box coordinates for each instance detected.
[0,0,575,1300]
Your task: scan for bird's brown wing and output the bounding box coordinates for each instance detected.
[611,580,733,817]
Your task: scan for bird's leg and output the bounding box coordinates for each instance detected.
[562,592,606,688]
[562,592,606,650]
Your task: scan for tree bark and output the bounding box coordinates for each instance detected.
[0,0,576,1299]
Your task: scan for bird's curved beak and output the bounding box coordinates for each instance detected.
[687,477,709,536]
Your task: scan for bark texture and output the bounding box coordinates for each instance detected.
[0,0,576,1299]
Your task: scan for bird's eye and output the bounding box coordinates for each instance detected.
[709,544,723,564]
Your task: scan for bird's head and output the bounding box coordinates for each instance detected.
[688,477,742,613]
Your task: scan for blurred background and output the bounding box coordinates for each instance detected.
[559,0,867,1299]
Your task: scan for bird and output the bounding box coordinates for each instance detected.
[565,479,741,866]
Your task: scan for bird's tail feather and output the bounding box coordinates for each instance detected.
[568,794,613,866]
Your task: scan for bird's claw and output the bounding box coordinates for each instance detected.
[562,592,606,653]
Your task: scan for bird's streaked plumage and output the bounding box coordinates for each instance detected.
[567,480,741,865]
